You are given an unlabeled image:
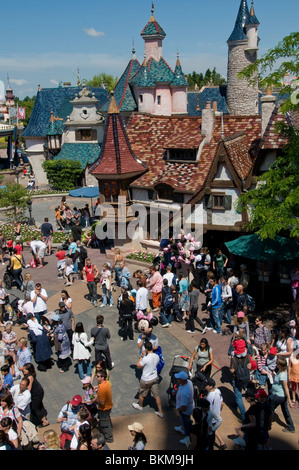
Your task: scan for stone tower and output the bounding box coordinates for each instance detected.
[226,0,259,116]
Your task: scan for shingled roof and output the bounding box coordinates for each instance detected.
[126,113,262,194]
[55,142,101,168]
[90,94,147,177]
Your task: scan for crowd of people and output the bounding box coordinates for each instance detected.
[0,205,298,451]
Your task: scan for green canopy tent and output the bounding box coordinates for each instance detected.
[224,234,299,302]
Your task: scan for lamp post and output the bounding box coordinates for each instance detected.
[27,199,34,226]
[12,165,19,184]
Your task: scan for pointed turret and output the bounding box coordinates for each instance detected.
[227,0,250,43]
[141,5,166,62]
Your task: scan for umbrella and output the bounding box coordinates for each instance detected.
[225,234,299,302]
[69,186,100,212]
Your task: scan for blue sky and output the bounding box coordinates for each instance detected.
[0,0,297,99]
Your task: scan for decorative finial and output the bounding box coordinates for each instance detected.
[151,3,155,15]
[108,90,120,114]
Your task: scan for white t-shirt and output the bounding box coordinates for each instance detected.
[137,333,159,355]
[30,289,48,313]
[135,287,148,311]
[10,385,31,416]
[206,389,223,419]
[30,240,47,254]
[163,272,174,286]
[140,353,159,382]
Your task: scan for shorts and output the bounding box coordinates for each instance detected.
[43,236,52,246]
[38,248,45,259]
[139,377,160,399]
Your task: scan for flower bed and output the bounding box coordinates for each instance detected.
[0,223,67,244]
[126,250,156,264]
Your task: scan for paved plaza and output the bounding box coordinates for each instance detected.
[1,196,298,451]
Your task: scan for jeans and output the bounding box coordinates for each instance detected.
[102,286,113,306]
[121,317,133,340]
[12,268,22,290]
[219,301,232,324]
[87,281,97,304]
[210,307,221,333]
[269,394,295,431]
[160,307,172,325]
[232,379,246,422]
[95,346,113,370]
[179,411,192,437]
[77,359,92,380]
[186,308,205,332]
[114,266,122,286]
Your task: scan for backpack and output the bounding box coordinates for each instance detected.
[163,287,174,309]
[246,294,256,312]
[235,356,250,388]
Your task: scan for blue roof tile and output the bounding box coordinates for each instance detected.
[227,0,250,42]
[54,142,101,168]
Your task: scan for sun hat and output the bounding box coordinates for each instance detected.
[81,376,91,384]
[174,371,189,380]
[128,422,144,433]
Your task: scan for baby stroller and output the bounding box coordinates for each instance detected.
[3,265,23,290]
[5,293,21,324]
[167,355,191,408]
[191,369,209,405]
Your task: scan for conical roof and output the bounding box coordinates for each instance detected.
[140,7,166,39]
[227,0,250,42]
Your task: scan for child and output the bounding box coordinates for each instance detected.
[170,284,183,322]
[232,330,247,357]
[63,254,74,286]
[6,238,13,257]
[0,364,14,396]
[288,348,299,405]
[81,376,97,416]
[55,246,66,279]
[70,406,90,450]
[4,355,21,382]
[2,323,18,362]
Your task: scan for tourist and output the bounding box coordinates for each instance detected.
[22,273,35,299]
[69,407,90,450]
[112,248,123,287]
[0,231,6,265]
[0,417,19,449]
[0,278,8,326]
[204,377,227,450]
[90,314,114,370]
[119,291,134,341]
[185,280,205,333]
[173,371,194,447]
[132,341,163,418]
[55,207,64,231]
[30,283,48,324]
[178,274,190,321]
[0,429,15,450]
[23,363,49,428]
[10,377,31,419]
[9,248,23,291]
[56,301,75,347]
[72,322,94,380]
[288,348,299,406]
[63,254,74,286]
[133,269,147,287]
[239,264,250,291]
[100,263,113,307]
[251,315,272,353]
[72,240,87,280]
[275,324,295,362]
[212,248,228,280]
[162,264,176,287]
[26,314,52,372]
[83,258,99,307]
[188,338,214,378]
[90,360,110,386]
[207,277,222,334]
[135,280,148,314]
[28,238,47,268]
[40,217,53,256]
[234,284,248,316]
[81,376,97,417]
[96,370,114,443]
[147,265,163,312]
[229,348,252,423]
[90,431,110,450]
[188,406,209,451]
[77,422,93,451]
[51,314,72,373]
[16,338,32,375]
[137,322,159,355]
[0,365,13,395]
[38,429,61,450]
[230,311,252,356]
[219,275,233,325]
[60,289,72,310]
[195,397,223,451]
[160,278,173,327]
[71,219,83,243]
[128,422,147,450]
[119,260,132,290]
[269,356,295,433]
[57,395,82,450]
[193,247,207,292]
[0,392,23,439]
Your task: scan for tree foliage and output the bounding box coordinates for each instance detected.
[187,67,226,90]
[42,160,84,191]
[86,73,118,93]
[0,183,30,220]
[236,32,299,240]
[15,96,36,127]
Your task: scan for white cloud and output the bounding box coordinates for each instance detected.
[83,28,105,38]
[9,78,28,86]
[50,79,60,86]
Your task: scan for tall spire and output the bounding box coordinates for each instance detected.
[227,0,250,42]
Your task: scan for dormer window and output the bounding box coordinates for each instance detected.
[167,148,197,162]
[75,128,97,141]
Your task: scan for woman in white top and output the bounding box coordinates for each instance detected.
[100,263,113,307]
[72,322,94,380]
[60,290,72,310]
[0,279,8,326]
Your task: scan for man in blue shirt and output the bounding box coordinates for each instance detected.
[0,365,14,396]
[208,278,222,334]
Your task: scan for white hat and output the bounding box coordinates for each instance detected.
[128,422,144,433]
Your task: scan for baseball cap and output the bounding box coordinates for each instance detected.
[174,371,188,380]
[81,376,91,385]
[70,395,82,407]
[128,422,144,433]
[59,302,66,308]
[269,347,277,355]
[237,311,245,318]
[255,389,268,399]
[51,314,60,322]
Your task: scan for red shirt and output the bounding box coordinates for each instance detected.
[84,265,95,282]
[14,244,22,255]
[55,251,66,261]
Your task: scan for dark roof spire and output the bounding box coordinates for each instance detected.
[227,0,250,42]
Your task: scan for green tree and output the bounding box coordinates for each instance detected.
[86,73,118,93]
[236,32,299,239]
[42,160,84,191]
[0,183,30,220]
[187,67,226,90]
[15,95,36,128]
